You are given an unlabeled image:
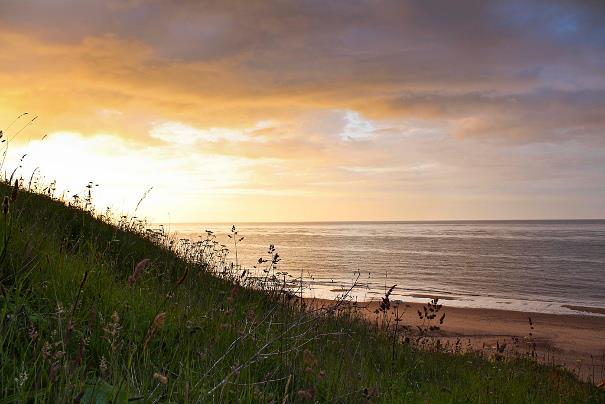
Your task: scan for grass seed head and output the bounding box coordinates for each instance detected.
[2,196,9,215]
[153,372,168,385]
[144,312,166,349]
[153,312,166,329]
[128,258,150,288]
[11,179,19,202]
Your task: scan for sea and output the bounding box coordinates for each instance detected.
[169,220,605,316]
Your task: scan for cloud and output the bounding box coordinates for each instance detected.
[0,0,604,219]
[149,121,269,145]
[341,163,439,175]
[339,111,374,141]
[1,1,604,144]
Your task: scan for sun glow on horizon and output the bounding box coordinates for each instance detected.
[6,131,278,221]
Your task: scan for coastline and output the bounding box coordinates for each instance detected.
[306,297,605,382]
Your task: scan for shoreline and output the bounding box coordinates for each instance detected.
[316,285,605,317]
[306,297,605,382]
[561,304,605,316]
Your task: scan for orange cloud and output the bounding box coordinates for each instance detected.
[0,1,604,220]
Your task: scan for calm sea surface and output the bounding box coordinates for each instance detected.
[170,221,605,315]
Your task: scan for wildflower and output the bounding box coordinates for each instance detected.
[14,370,28,388]
[56,302,64,316]
[153,372,168,385]
[303,349,317,368]
[99,356,108,374]
[363,387,379,400]
[28,326,38,343]
[42,341,52,360]
[103,311,122,353]
[128,258,150,287]
[319,369,326,379]
[297,388,314,401]
[53,350,65,360]
[49,362,60,384]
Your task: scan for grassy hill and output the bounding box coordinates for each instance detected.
[0,180,603,403]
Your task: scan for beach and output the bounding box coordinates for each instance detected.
[308,298,605,382]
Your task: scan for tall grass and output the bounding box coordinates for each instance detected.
[0,178,603,403]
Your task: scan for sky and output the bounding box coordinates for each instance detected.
[0,0,604,222]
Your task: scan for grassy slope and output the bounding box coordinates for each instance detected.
[0,183,603,403]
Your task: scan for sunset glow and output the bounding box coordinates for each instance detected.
[1,1,604,222]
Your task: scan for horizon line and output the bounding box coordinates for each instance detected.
[151,218,605,225]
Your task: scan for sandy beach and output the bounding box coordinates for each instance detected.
[307,298,605,382]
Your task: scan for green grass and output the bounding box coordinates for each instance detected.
[0,181,603,403]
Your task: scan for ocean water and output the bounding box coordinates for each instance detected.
[170,220,605,315]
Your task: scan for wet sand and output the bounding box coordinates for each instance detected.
[306,298,605,382]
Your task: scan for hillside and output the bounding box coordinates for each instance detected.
[1,181,603,403]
